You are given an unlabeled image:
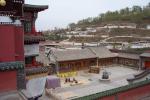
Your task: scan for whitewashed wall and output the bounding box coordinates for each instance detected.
[0,16,12,22]
[0,16,21,25]
[24,44,39,56]
[103,25,136,29]
[26,77,47,98]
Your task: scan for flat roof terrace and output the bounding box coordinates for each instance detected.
[46,65,142,100]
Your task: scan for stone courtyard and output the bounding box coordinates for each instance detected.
[45,65,141,100]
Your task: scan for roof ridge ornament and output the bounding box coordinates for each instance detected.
[0,0,6,7]
[0,0,24,17]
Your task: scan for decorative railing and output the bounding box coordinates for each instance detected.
[25,66,49,76]
[72,79,150,100]
[24,35,45,44]
[0,22,22,26]
[0,22,13,24]
[0,61,24,71]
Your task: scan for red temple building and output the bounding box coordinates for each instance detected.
[0,0,49,93]
[0,0,25,93]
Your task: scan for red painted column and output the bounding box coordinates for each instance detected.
[14,26,24,61]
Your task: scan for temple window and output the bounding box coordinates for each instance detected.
[25,57,32,65]
[24,21,32,33]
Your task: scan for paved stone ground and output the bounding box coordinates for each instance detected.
[0,91,22,100]
[39,95,53,100]
[51,65,141,99]
[0,66,142,100]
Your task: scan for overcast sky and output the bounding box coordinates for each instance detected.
[25,0,150,30]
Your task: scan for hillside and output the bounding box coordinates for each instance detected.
[69,3,150,29]
[109,28,150,37]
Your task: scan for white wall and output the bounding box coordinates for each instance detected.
[0,16,12,22]
[24,44,39,56]
[0,16,21,25]
[26,77,46,97]
[103,25,136,29]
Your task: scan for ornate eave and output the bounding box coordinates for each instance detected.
[0,61,24,71]
[25,66,49,76]
[24,35,45,44]
[25,54,39,58]
[24,4,48,12]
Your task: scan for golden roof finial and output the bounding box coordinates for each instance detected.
[0,0,6,7]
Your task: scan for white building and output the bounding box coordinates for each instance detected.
[24,44,39,57]
[86,27,97,33]
[99,23,137,29]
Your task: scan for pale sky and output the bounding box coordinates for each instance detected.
[25,0,150,30]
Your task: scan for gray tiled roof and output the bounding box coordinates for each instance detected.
[118,53,139,60]
[140,53,150,58]
[49,46,142,62]
[24,35,45,44]
[88,47,117,58]
[25,66,49,76]
[53,47,117,62]
[24,4,48,11]
[53,49,96,62]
